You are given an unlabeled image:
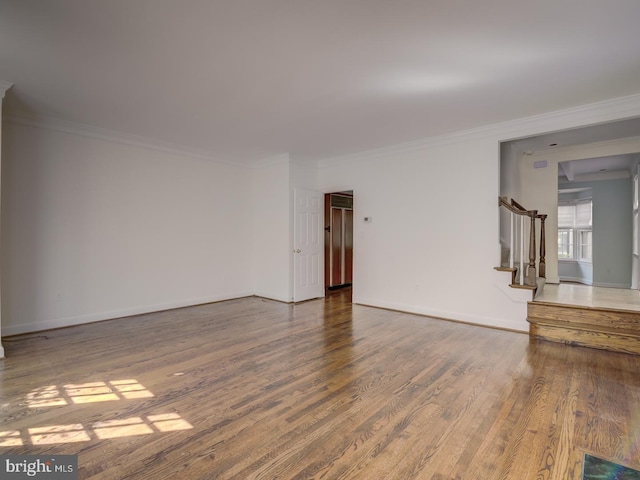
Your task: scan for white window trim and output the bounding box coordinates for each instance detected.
[558,199,592,264]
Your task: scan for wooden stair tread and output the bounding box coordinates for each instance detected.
[531,299,640,315]
[510,283,536,290]
[494,266,516,272]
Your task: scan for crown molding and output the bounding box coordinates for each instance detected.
[497,93,640,142]
[251,153,291,169]
[318,93,640,168]
[0,81,13,99]
[2,109,247,168]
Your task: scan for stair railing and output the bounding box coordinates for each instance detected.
[499,197,547,287]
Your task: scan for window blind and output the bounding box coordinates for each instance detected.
[576,201,592,227]
[558,200,592,227]
[558,205,576,227]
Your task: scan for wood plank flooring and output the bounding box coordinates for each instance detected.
[1,289,639,479]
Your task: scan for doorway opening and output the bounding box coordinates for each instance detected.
[557,187,593,285]
[324,191,353,294]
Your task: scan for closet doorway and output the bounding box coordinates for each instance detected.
[324,192,353,291]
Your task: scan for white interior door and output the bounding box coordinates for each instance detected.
[293,188,323,302]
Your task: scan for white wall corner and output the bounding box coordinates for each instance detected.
[0,81,11,358]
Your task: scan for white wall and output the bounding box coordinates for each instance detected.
[1,120,254,335]
[318,95,640,332]
[318,135,530,331]
[499,142,523,263]
[252,155,291,302]
[591,178,633,288]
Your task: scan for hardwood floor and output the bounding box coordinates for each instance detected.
[1,291,639,479]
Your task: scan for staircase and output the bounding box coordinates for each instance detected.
[527,300,640,355]
[498,196,640,355]
[497,197,547,299]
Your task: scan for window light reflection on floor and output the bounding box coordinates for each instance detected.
[0,430,23,447]
[26,379,154,407]
[1,414,193,446]
[29,424,90,445]
[2,379,193,446]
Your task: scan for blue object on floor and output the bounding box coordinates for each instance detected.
[582,454,640,480]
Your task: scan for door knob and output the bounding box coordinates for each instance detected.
[296,249,301,253]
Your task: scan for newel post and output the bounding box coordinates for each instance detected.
[527,211,538,286]
[538,214,547,279]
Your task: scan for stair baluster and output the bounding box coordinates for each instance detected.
[497,197,546,290]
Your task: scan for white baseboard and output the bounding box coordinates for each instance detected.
[353,296,528,333]
[2,291,255,336]
[253,291,291,303]
[559,276,593,285]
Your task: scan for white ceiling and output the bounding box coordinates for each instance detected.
[1,0,640,164]
[558,153,639,183]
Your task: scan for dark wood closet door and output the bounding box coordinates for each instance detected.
[344,209,353,284]
[331,207,343,286]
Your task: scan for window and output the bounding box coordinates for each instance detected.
[578,230,592,262]
[558,200,592,262]
[557,228,573,259]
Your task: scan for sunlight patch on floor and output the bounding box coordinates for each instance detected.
[2,379,192,446]
[26,379,154,408]
[1,414,193,446]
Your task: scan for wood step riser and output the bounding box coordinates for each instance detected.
[528,302,640,355]
[529,322,640,355]
[528,303,640,331]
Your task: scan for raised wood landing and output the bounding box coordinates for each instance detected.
[2,294,640,478]
[528,284,640,355]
